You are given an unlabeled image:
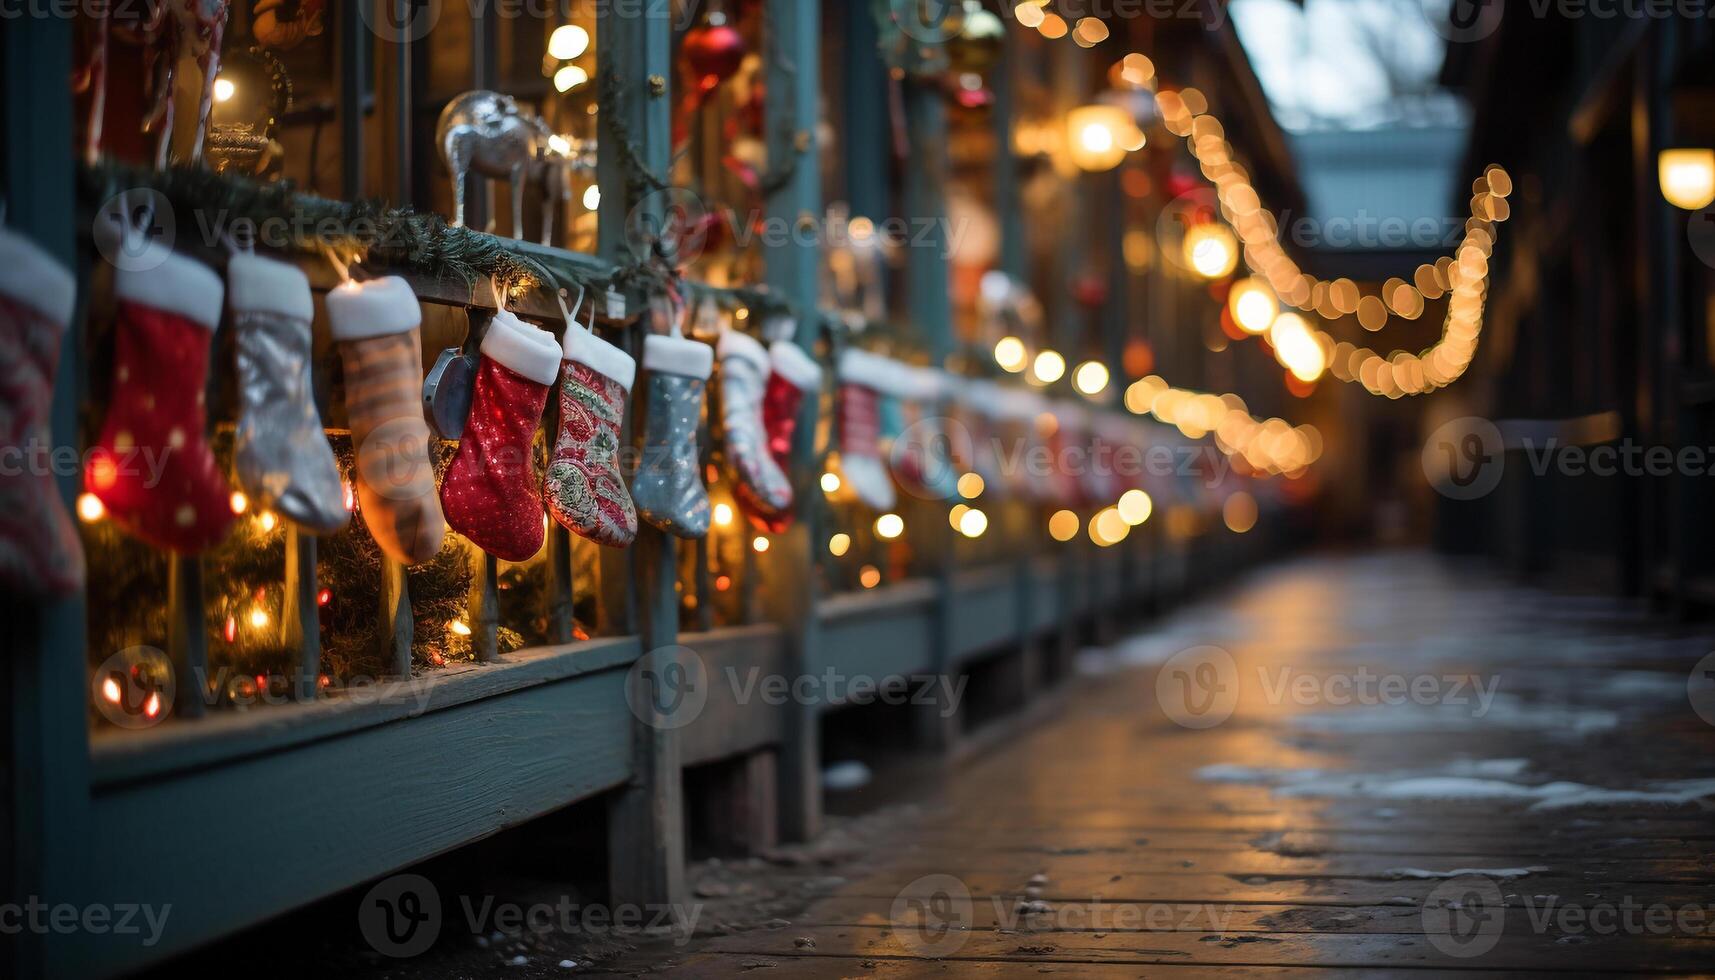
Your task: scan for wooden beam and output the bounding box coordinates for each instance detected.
[596,0,685,911]
[2,17,90,980]
[762,0,827,843]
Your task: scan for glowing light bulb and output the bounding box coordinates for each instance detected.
[1228,278,1277,334]
[548,24,590,60]
[102,676,122,704]
[828,533,851,557]
[77,493,105,523]
[249,607,269,628]
[1032,350,1066,384]
[1117,489,1153,525]
[582,184,601,210]
[859,565,882,588]
[994,335,1028,372]
[1659,149,1715,210]
[229,491,249,515]
[258,511,278,533]
[1184,224,1237,279]
[752,536,770,553]
[554,64,589,93]
[821,471,842,494]
[713,502,734,526]
[875,513,904,539]
[1073,360,1110,396]
[1048,509,1080,542]
[958,508,989,538]
[449,619,472,637]
[213,77,235,102]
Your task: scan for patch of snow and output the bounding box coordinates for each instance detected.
[821,760,872,791]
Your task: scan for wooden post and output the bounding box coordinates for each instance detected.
[284,533,321,700]
[902,28,961,752]
[379,557,413,678]
[598,0,685,909]
[467,551,501,662]
[762,0,827,843]
[338,0,367,200]
[3,19,89,979]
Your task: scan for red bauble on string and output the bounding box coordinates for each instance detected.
[683,13,746,96]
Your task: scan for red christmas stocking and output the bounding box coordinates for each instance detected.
[834,349,895,511]
[440,309,562,562]
[0,228,83,597]
[763,339,821,472]
[85,248,234,553]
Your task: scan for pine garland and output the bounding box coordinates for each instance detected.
[79,162,595,300]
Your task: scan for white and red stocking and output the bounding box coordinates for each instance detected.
[0,228,83,596]
[834,349,896,511]
[762,340,821,474]
[715,329,793,530]
[85,246,235,553]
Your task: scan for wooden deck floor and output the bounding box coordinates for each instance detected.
[647,552,1715,977]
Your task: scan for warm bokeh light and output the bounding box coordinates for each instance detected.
[994,335,1028,372]
[229,491,249,515]
[828,533,851,557]
[957,473,985,499]
[1014,2,1046,28]
[958,508,989,538]
[449,619,472,636]
[1227,278,1277,334]
[752,536,770,553]
[1183,223,1238,279]
[248,607,269,629]
[78,494,105,525]
[1269,312,1328,383]
[1048,509,1080,542]
[875,513,904,539]
[258,511,279,533]
[582,184,601,210]
[1032,349,1066,384]
[859,565,882,588]
[1067,104,1133,171]
[821,471,842,494]
[713,503,734,526]
[1073,360,1110,396]
[213,77,236,102]
[1090,507,1130,546]
[548,24,590,60]
[1223,491,1258,533]
[554,64,589,93]
[1659,148,1715,210]
[1117,489,1153,526]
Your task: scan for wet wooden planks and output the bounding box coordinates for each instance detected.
[622,554,1715,977]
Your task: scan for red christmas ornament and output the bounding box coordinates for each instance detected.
[675,9,747,148]
[683,14,746,94]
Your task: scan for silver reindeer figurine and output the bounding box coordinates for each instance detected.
[437,90,595,243]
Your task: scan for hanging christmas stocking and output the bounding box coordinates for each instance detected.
[893,366,959,501]
[763,339,821,472]
[547,318,638,548]
[229,253,348,534]
[0,228,83,596]
[715,329,793,530]
[85,247,234,553]
[834,349,895,511]
[327,276,446,565]
[631,331,713,539]
[440,309,562,562]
